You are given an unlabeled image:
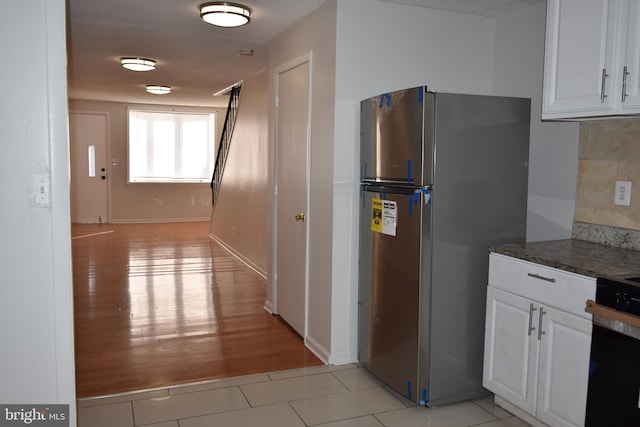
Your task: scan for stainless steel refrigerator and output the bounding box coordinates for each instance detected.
[358,87,530,406]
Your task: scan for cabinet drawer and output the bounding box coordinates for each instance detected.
[489,253,596,319]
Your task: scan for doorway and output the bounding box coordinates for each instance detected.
[274,55,311,338]
[69,112,109,223]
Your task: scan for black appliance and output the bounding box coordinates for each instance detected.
[585,275,640,426]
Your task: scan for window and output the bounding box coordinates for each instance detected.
[128,109,216,183]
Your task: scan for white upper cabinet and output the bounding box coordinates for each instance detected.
[542,0,640,119]
[621,1,640,110]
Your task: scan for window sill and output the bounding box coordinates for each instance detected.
[126,180,211,186]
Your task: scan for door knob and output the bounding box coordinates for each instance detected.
[295,212,305,222]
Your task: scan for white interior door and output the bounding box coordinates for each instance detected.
[69,112,108,223]
[275,58,310,337]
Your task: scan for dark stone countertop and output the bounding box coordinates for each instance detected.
[489,239,640,278]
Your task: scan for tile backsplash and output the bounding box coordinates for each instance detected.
[573,118,640,249]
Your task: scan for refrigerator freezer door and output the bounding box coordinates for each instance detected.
[359,189,427,402]
[360,87,432,186]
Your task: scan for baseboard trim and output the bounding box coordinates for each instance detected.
[109,217,210,224]
[327,348,358,366]
[305,335,330,364]
[209,234,267,279]
[263,301,274,314]
[494,396,546,427]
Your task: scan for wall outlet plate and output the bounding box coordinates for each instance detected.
[614,181,632,206]
[30,173,51,208]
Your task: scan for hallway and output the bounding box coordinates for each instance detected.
[72,221,322,398]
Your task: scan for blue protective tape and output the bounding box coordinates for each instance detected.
[408,190,423,216]
[407,381,412,401]
[420,188,431,205]
[419,388,428,405]
[379,93,391,108]
[361,163,367,208]
[418,88,423,104]
[589,358,598,377]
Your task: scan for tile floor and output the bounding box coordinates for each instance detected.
[77,364,529,427]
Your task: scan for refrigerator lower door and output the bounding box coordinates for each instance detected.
[359,189,427,402]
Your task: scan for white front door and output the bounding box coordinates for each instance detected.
[69,112,109,223]
[275,57,310,337]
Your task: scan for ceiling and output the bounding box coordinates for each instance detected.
[67,0,544,108]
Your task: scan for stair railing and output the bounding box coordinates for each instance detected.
[211,84,241,207]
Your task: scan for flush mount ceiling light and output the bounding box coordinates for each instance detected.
[145,85,171,95]
[200,2,251,27]
[121,57,156,72]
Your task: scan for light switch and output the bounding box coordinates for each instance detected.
[30,174,50,207]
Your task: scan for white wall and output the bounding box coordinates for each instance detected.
[211,69,270,274]
[331,0,580,363]
[0,0,76,423]
[492,1,580,242]
[333,0,498,363]
[268,0,338,361]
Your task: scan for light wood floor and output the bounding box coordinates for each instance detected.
[72,221,322,399]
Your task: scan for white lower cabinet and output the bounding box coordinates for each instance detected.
[483,254,595,427]
[537,304,592,427]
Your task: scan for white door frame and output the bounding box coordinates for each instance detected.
[271,52,313,338]
[69,110,111,223]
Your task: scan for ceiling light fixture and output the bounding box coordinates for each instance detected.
[121,57,156,72]
[145,85,171,95]
[199,2,251,28]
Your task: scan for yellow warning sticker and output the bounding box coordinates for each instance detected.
[371,198,397,236]
[371,198,383,233]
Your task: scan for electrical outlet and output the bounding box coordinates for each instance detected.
[614,181,632,206]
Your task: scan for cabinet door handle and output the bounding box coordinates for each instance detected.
[601,68,609,102]
[527,273,556,283]
[528,303,538,336]
[538,306,547,341]
[622,65,630,102]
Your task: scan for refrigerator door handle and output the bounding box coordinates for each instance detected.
[361,181,432,195]
[362,178,417,186]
